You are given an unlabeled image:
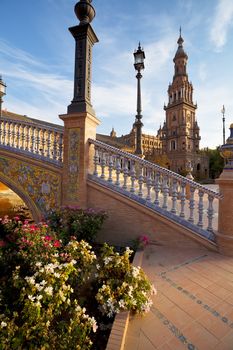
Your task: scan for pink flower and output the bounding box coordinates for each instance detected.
[140,235,149,244]
[0,240,6,247]
[14,216,20,221]
[53,240,61,248]
[44,235,52,241]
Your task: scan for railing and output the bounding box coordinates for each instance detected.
[0,117,64,165]
[88,139,222,243]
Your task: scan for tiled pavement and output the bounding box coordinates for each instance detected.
[124,245,233,350]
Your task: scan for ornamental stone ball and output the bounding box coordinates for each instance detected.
[74,0,96,25]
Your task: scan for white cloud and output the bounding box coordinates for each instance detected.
[209,0,233,50]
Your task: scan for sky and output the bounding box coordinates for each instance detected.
[1,0,233,149]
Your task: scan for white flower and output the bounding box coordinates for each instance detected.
[132,266,140,278]
[103,257,112,265]
[71,259,77,265]
[28,295,35,302]
[46,320,50,327]
[59,290,66,302]
[118,299,125,308]
[15,266,20,270]
[36,295,43,301]
[96,264,100,270]
[35,284,43,292]
[44,286,53,296]
[1,321,7,328]
[35,301,41,308]
[35,262,42,268]
[40,280,47,286]
[25,276,35,285]
[54,272,60,278]
[89,317,98,333]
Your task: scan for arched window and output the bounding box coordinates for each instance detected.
[170,140,176,150]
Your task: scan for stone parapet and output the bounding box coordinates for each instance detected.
[216,169,233,256]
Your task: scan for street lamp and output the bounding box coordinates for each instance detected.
[0,76,6,118]
[221,105,226,144]
[133,43,145,155]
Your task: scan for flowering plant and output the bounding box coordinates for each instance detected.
[95,244,156,317]
[0,258,97,349]
[47,206,108,243]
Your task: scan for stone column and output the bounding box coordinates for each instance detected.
[60,0,100,208]
[216,124,233,256]
[60,112,100,208]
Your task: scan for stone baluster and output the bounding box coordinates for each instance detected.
[130,161,136,193]
[3,120,7,146]
[16,124,20,149]
[7,122,11,146]
[171,178,178,214]
[52,132,58,160]
[179,181,186,217]
[58,133,63,162]
[20,125,25,150]
[93,146,99,176]
[35,128,41,154]
[115,157,121,186]
[154,172,160,205]
[46,130,52,158]
[108,154,113,183]
[138,164,144,197]
[162,175,169,209]
[25,125,30,151]
[40,129,46,156]
[122,158,129,189]
[30,126,35,153]
[11,122,16,148]
[100,150,106,179]
[146,169,152,201]
[207,195,214,232]
[197,190,204,227]
[188,186,195,223]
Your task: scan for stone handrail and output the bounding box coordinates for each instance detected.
[0,116,64,165]
[89,138,222,242]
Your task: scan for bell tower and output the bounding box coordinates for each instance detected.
[163,29,201,175]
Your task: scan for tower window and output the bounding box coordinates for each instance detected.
[172,115,176,121]
[170,140,176,150]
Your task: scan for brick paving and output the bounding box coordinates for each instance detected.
[124,245,233,350]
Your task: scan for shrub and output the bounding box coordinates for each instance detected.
[95,244,156,317]
[47,207,107,244]
[0,259,97,350]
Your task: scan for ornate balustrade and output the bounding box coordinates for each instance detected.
[0,117,64,165]
[89,139,222,242]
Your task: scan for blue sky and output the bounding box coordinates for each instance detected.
[1,0,233,148]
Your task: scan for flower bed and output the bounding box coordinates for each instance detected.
[0,212,156,349]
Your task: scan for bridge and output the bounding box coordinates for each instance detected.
[0,0,233,257]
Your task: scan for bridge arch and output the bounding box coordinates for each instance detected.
[0,173,42,222]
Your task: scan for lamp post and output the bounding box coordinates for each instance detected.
[0,76,6,118]
[133,43,145,155]
[221,105,226,145]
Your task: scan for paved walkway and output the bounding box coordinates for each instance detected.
[124,245,233,350]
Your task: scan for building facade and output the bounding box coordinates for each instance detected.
[98,32,209,179]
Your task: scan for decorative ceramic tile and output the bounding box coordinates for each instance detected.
[0,156,61,216]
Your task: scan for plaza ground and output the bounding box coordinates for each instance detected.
[124,245,233,350]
